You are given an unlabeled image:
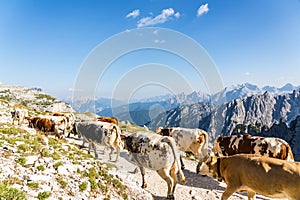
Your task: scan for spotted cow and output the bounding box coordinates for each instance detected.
[11,108,28,125]
[156,127,210,173]
[49,112,76,137]
[213,134,294,161]
[74,121,122,161]
[121,131,186,200]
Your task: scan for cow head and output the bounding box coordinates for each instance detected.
[198,152,219,178]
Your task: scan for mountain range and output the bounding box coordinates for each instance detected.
[66,82,300,124]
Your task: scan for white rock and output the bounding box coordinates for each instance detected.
[57,165,69,176]
[25,155,38,165]
[39,184,52,192]
[190,190,196,196]
[27,174,49,182]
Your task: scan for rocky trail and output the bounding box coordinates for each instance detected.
[72,137,278,200]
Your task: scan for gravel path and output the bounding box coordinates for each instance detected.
[70,137,283,200]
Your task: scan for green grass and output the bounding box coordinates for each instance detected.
[18,143,30,152]
[0,181,27,200]
[0,126,27,135]
[56,177,67,189]
[53,161,63,169]
[79,182,87,192]
[37,191,51,200]
[102,162,117,169]
[27,182,39,189]
[16,157,26,166]
[37,165,45,171]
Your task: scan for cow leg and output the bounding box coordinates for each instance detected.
[247,191,256,200]
[196,162,204,174]
[157,168,175,200]
[139,166,147,189]
[180,155,185,170]
[169,162,178,196]
[92,143,98,158]
[80,140,85,148]
[221,185,237,200]
[87,143,91,154]
[108,146,114,161]
[114,146,120,162]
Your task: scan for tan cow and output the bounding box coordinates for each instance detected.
[213,134,294,161]
[156,127,210,173]
[199,154,300,200]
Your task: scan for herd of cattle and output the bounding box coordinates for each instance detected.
[9,108,300,200]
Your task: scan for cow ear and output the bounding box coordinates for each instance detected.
[211,155,218,164]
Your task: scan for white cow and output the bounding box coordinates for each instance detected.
[156,127,210,173]
[11,108,28,125]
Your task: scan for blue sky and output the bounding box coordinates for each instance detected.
[1,0,300,100]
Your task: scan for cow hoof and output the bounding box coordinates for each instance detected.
[167,195,174,199]
[141,183,147,188]
[181,165,185,170]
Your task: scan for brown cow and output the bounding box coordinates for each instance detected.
[51,112,76,137]
[213,134,294,161]
[199,154,300,200]
[97,116,118,125]
[26,116,66,138]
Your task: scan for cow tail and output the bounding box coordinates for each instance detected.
[287,144,295,161]
[162,137,186,184]
[112,125,122,150]
[203,130,209,150]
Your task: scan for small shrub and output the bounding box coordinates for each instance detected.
[88,167,99,179]
[37,191,51,200]
[16,157,26,166]
[40,148,50,157]
[89,178,98,190]
[51,151,61,160]
[18,144,30,152]
[37,165,45,171]
[53,161,63,169]
[27,182,39,189]
[56,177,67,189]
[79,182,87,192]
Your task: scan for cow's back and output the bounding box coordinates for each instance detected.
[76,122,106,144]
[124,132,177,170]
[221,155,300,199]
